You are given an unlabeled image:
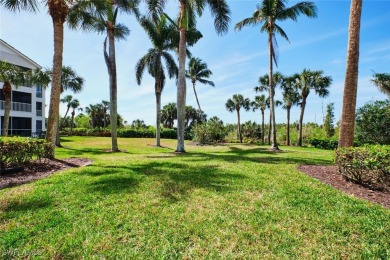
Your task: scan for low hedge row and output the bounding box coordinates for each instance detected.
[61,128,179,139]
[335,145,390,191]
[0,137,54,169]
[309,138,339,150]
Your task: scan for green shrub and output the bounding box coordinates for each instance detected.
[310,138,338,150]
[62,127,178,139]
[192,120,226,145]
[335,145,390,191]
[0,137,54,169]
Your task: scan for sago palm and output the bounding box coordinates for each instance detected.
[186,57,214,114]
[235,0,317,150]
[147,0,230,152]
[226,94,250,143]
[68,0,140,151]
[295,69,332,146]
[135,16,178,147]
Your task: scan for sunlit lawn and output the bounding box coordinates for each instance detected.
[1,136,389,258]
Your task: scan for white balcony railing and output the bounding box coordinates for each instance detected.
[0,100,32,112]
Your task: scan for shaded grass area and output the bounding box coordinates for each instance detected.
[0,137,389,259]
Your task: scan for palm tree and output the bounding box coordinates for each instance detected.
[225,94,250,143]
[281,75,300,146]
[295,69,332,146]
[68,0,140,151]
[235,0,317,150]
[161,102,177,129]
[60,94,73,119]
[69,99,80,133]
[186,57,214,114]
[0,61,50,136]
[339,0,363,148]
[135,16,178,147]
[147,0,230,153]
[371,72,390,97]
[101,100,110,128]
[251,95,267,144]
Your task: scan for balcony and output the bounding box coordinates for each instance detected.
[0,100,32,112]
[36,110,43,117]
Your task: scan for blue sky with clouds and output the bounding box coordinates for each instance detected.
[1,0,389,126]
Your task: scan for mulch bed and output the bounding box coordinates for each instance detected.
[298,165,390,209]
[0,158,92,190]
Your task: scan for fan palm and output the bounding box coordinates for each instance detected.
[0,61,50,136]
[147,0,230,152]
[69,99,80,133]
[251,95,267,144]
[235,0,317,150]
[161,102,177,129]
[371,72,390,97]
[135,16,178,147]
[60,94,74,119]
[186,57,214,114]
[295,69,332,146]
[68,0,140,151]
[226,94,250,143]
[281,75,300,146]
[101,100,110,128]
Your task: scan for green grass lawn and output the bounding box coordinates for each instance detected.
[1,137,389,259]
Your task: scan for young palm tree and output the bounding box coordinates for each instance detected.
[251,95,267,144]
[371,72,390,97]
[68,0,140,151]
[69,99,80,133]
[147,0,230,153]
[0,0,78,145]
[101,100,110,128]
[161,102,177,129]
[281,75,300,146]
[60,94,74,119]
[235,0,317,150]
[226,94,250,143]
[339,0,363,148]
[296,69,332,146]
[135,16,178,147]
[186,57,214,114]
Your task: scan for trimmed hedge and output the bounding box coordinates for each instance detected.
[335,145,390,191]
[0,137,54,169]
[310,138,338,150]
[61,128,178,139]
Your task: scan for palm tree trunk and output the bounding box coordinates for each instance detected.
[46,7,67,146]
[286,106,291,146]
[237,109,242,143]
[156,91,161,147]
[339,0,362,148]
[71,111,75,134]
[176,1,187,153]
[107,28,118,151]
[2,82,12,136]
[55,117,61,147]
[192,81,202,113]
[298,97,307,146]
[261,109,265,144]
[268,29,279,150]
[268,111,271,145]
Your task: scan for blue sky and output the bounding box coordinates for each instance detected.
[1,0,389,126]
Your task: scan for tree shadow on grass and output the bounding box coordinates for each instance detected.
[2,195,53,213]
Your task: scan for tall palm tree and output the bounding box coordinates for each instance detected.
[69,99,80,133]
[296,69,332,146]
[371,72,390,97]
[281,75,300,146]
[101,100,110,128]
[339,0,363,148]
[135,16,178,147]
[0,0,79,145]
[225,94,250,143]
[68,0,140,151]
[60,94,73,119]
[186,57,214,114]
[147,0,230,153]
[235,0,317,150]
[251,95,267,144]
[161,102,177,129]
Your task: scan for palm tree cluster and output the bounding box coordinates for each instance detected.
[84,100,118,129]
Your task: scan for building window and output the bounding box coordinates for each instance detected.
[36,120,42,132]
[36,86,43,98]
[12,91,31,104]
[36,102,43,116]
[0,116,32,136]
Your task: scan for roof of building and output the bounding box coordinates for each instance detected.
[0,39,42,69]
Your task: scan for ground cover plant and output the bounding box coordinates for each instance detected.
[0,137,389,258]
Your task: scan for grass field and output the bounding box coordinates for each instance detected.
[1,136,389,259]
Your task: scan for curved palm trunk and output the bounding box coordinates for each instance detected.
[286,106,291,146]
[298,96,307,146]
[192,81,202,113]
[106,29,119,152]
[261,109,265,144]
[156,90,162,147]
[237,109,242,143]
[339,0,362,148]
[2,82,12,136]
[46,4,67,146]
[176,2,187,153]
[268,30,279,151]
